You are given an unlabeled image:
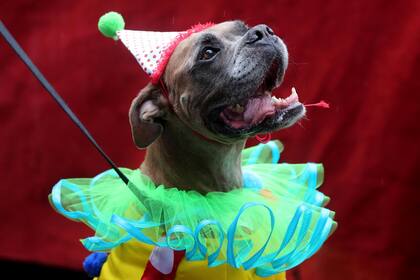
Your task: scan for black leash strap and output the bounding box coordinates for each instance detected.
[0,20,129,185]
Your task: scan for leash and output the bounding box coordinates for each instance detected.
[0,21,130,185]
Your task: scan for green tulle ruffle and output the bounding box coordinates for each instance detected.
[50,140,335,277]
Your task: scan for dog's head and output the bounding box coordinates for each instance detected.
[130,21,305,148]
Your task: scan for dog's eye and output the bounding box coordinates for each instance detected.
[199,47,219,60]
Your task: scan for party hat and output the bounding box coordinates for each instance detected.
[98,12,213,84]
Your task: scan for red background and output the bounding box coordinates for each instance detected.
[1,0,419,279]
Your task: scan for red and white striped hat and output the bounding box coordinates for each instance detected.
[98,12,213,84]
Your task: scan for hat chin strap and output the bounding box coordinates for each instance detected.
[158,78,171,102]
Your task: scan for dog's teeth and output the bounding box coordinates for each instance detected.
[230,104,244,113]
[271,96,279,104]
[236,104,245,113]
[272,96,283,105]
[286,87,299,103]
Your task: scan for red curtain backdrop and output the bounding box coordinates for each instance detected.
[1,1,419,279]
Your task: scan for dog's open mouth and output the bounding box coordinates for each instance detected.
[219,89,299,129]
[219,58,295,130]
[205,57,305,137]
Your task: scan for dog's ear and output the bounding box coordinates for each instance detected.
[129,83,168,149]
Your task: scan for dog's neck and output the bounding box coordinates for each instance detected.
[140,118,245,193]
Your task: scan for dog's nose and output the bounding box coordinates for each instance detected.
[245,24,275,44]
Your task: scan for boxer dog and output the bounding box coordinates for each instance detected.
[130,20,303,193]
[97,20,333,280]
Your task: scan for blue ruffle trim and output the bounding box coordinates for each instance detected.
[51,141,334,277]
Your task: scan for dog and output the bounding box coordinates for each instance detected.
[59,20,336,280]
[130,20,302,194]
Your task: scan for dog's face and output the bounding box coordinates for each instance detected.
[130,21,305,147]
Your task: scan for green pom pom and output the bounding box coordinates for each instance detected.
[98,11,125,40]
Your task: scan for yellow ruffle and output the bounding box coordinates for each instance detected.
[95,239,286,280]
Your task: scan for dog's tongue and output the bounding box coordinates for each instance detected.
[221,88,300,129]
[243,94,275,125]
[221,95,274,129]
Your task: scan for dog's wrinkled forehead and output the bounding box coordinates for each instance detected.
[164,21,248,83]
[182,20,247,56]
[201,20,249,39]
